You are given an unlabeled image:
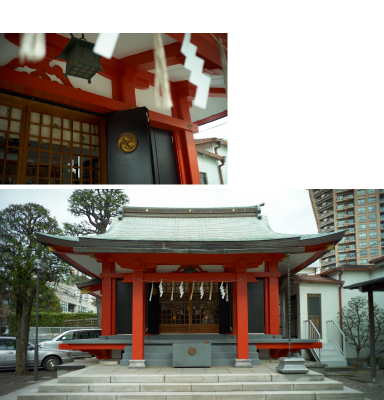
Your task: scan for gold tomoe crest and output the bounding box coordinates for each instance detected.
[117,132,138,153]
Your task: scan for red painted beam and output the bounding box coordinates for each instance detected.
[148,110,199,133]
[142,272,241,282]
[195,111,228,126]
[165,33,227,70]
[209,88,227,98]
[120,42,185,72]
[236,265,249,359]
[60,343,126,350]
[255,342,322,349]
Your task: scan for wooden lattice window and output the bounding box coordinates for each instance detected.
[0,104,23,184]
[159,281,220,333]
[26,112,101,184]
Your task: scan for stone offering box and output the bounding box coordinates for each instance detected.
[173,343,211,367]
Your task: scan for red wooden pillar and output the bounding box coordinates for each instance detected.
[235,262,249,360]
[264,262,270,334]
[268,260,280,335]
[132,263,145,360]
[112,69,136,107]
[101,261,115,336]
[172,84,201,184]
[111,278,116,335]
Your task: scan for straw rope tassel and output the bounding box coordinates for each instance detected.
[149,281,154,301]
[171,281,174,301]
[153,33,173,110]
[219,38,227,94]
[225,282,229,302]
[209,281,213,300]
[19,33,46,63]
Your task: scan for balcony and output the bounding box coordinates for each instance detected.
[380,198,384,203]
[321,218,334,226]
[319,210,334,220]
[318,202,333,212]
[322,258,336,266]
[315,192,333,204]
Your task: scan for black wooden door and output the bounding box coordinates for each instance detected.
[116,280,132,334]
[248,280,265,333]
[106,107,154,184]
[150,127,178,184]
[219,283,233,334]
[146,282,160,334]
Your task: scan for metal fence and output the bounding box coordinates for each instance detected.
[28,326,95,345]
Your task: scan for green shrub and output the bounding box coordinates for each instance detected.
[8,312,97,335]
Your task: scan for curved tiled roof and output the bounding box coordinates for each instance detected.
[36,205,345,254]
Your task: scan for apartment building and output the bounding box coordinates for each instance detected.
[49,282,97,314]
[309,189,384,272]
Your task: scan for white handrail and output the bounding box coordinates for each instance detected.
[326,320,345,356]
[303,320,321,362]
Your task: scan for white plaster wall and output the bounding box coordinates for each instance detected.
[196,143,227,185]
[196,153,221,185]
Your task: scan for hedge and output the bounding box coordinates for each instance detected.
[8,312,98,335]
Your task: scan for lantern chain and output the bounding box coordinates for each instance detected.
[287,253,291,358]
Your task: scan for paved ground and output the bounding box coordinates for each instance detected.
[0,357,96,400]
[325,370,384,400]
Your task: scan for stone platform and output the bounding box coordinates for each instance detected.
[18,363,365,399]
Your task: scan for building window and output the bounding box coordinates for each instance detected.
[370,240,378,247]
[369,223,377,229]
[368,197,376,203]
[358,199,365,205]
[369,214,377,220]
[360,250,368,256]
[338,221,345,226]
[78,305,81,312]
[358,215,366,222]
[358,207,366,213]
[371,249,379,255]
[361,259,368,264]
[337,196,343,200]
[357,190,365,195]
[370,231,378,238]
[60,301,67,311]
[368,189,376,194]
[68,303,75,313]
[369,206,376,212]
[62,288,68,294]
[359,233,367,239]
[347,211,354,215]
[349,235,355,240]
[82,306,86,312]
[339,254,347,260]
[360,241,367,247]
[338,212,344,218]
[359,224,366,230]
[349,244,356,249]
[339,245,346,251]
[349,261,356,265]
[199,172,208,184]
[348,219,355,223]
[337,205,344,210]
[349,253,356,258]
[348,228,355,233]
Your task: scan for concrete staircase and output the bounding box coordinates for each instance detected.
[319,343,348,367]
[18,364,365,400]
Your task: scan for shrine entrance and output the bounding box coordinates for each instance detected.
[159,282,220,334]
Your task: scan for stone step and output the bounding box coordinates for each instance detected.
[18,387,366,400]
[48,380,343,392]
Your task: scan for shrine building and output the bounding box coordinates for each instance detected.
[0,33,227,185]
[36,205,344,368]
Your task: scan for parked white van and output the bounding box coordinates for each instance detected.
[39,329,101,356]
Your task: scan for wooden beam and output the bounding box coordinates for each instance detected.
[195,111,227,126]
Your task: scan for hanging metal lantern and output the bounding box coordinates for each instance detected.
[55,34,103,84]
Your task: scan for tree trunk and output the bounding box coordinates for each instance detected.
[96,297,102,329]
[356,350,360,360]
[0,293,3,335]
[15,293,34,375]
